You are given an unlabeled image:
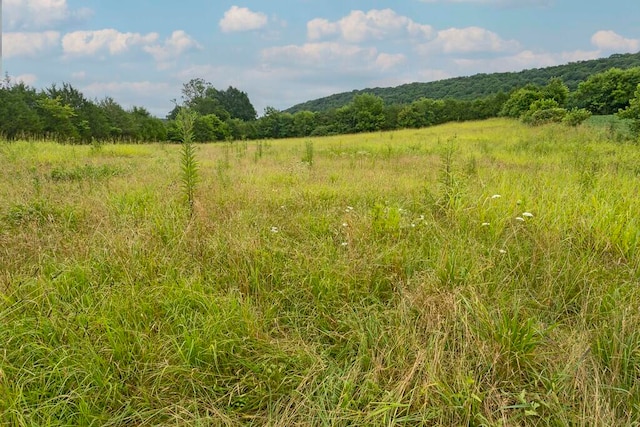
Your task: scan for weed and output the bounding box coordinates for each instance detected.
[176,108,199,215]
[302,140,314,166]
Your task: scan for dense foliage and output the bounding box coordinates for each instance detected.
[285,51,640,113]
[1,52,640,142]
[0,79,167,143]
[618,83,640,138]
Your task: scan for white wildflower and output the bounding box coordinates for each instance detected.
[522,212,534,218]
[270,226,279,233]
[345,206,354,212]
[342,223,348,227]
[341,242,348,246]
[499,249,507,254]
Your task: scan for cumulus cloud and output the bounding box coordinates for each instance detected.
[219,6,268,33]
[62,29,159,56]
[425,26,520,54]
[4,0,92,31]
[4,31,61,58]
[591,30,640,53]
[143,30,202,64]
[375,53,407,71]
[262,42,378,67]
[307,9,432,43]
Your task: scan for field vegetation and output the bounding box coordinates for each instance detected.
[1,118,639,425]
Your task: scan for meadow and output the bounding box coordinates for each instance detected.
[0,118,639,425]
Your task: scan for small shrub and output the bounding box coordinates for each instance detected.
[562,108,592,127]
[522,107,567,126]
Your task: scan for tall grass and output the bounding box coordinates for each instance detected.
[0,119,639,425]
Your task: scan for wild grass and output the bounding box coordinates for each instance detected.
[1,118,639,425]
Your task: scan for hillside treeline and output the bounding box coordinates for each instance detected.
[286,51,640,113]
[1,64,640,143]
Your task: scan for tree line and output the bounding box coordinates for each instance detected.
[1,64,640,143]
[286,51,640,113]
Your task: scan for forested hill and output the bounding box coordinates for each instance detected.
[285,51,640,113]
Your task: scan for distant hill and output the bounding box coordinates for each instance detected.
[285,52,640,113]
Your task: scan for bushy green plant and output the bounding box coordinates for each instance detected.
[522,107,567,126]
[618,83,640,139]
[562,107,592,126]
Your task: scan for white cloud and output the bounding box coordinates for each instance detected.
[219,6,268,33]
[4,31,61,58]
[307,18,338,41]
[4,0,92,31]
[375,53,407,71]
[425,27,520,54]
[143,30,202,64]
[262,42,378,67]
[591,30,640,53]
[11,73,39,86]
[307,9,432,43]
[62,29,159,56]
[454,49,601,73]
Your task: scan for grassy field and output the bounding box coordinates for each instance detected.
[1,118,639,425]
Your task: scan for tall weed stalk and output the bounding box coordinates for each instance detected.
[177,108,199,216]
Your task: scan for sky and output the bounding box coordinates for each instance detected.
[3,0,640,118]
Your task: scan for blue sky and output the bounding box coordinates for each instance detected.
[3,0,640,117]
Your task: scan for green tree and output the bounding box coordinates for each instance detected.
[352,93,386,132]
[0,81,42,138]
[37,96,78,141]
[398,98,445,128]
[542,77,569,107]
[618,83,640,138]
[130,106,167,142]
[257,107,294,139]
[99,97,136,141]
[193,114,230,142]
[500,86,543,118]
[216,86,257,121]
[292,111,317,137]
[174,79,256,122]
[46,83,110,142]
[574,67,640,114]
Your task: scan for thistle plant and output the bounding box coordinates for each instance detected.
[176,108,199,216]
